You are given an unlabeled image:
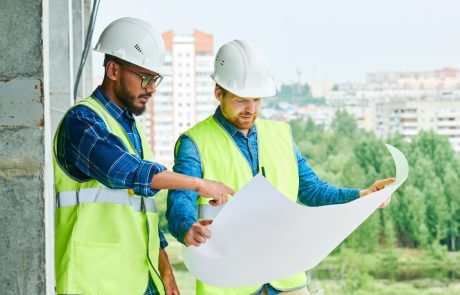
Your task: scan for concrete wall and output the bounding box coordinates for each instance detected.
[0,0,49,294]
[0,0,91,293]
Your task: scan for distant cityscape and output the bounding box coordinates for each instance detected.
[93,30,460,167]
[264,68,460,153]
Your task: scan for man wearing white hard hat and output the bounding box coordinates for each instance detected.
[167,40,394,295]
[53,17,235,295]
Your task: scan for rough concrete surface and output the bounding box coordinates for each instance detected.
[0,79,44,127]
[0,127,46,295]
[0,1,44,78]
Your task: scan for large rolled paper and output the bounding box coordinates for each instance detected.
[184,144,408,287]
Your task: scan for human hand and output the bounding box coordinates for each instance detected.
[184,219,213,247]
[196,179,235,206]
[360,178,396,208]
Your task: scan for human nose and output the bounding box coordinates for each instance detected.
[245,100,257,113]
[145,81,157,94]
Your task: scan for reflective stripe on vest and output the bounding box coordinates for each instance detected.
[55,187,157,213]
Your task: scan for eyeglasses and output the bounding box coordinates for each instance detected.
[122,66,163,89]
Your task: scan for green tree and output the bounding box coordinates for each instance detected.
[353,137,389,181]
[391,185,428,247]
[340,154,366,188]
[442,163,460,250]
[331,110,358,139]
[290,110,460,254]
[425,176,449,244]
[412,131,455,180]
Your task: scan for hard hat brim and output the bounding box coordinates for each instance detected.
[211,74,276,98]
[93,48,173,76]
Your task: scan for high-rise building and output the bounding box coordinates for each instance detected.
[138,30,217,167]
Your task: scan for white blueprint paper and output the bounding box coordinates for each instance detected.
[183,144,408,287]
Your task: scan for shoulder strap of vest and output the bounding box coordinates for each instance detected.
[78,96,138,154]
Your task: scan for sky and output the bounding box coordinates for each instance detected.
[91,0,460,84]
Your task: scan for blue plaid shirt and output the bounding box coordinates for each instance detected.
[56,87,167,294]
[167,107,360,294]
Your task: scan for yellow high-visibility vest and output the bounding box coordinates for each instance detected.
[54,96,164,295]
[184,115,307,295]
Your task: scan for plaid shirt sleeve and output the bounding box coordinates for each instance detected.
[55,105,166,197]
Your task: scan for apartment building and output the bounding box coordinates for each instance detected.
[375,95,460,151]
[324,68,460,151]
[138,30,217,166]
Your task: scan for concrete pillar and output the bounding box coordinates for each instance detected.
[0,0,52,294]
[0,0,92,293]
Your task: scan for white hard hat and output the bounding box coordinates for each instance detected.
[211,40,276,98]
[94,17,171,76]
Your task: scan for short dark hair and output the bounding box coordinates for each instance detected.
[216,84,228,97]
[103,54,133,68]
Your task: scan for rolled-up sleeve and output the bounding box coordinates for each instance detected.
[134,160,167,196]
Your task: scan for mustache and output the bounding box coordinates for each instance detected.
[138,93,152,99]
[239,112,257,116]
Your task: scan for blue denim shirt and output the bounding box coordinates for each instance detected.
[55,86,168,249]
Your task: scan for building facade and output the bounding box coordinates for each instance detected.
[328,68,460,151]
[138,30,217,167]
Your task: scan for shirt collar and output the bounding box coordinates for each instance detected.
[213,107,257,137]
[92,86,135,122]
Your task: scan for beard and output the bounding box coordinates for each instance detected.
[230,113,258,130]
[115,78,149,116]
